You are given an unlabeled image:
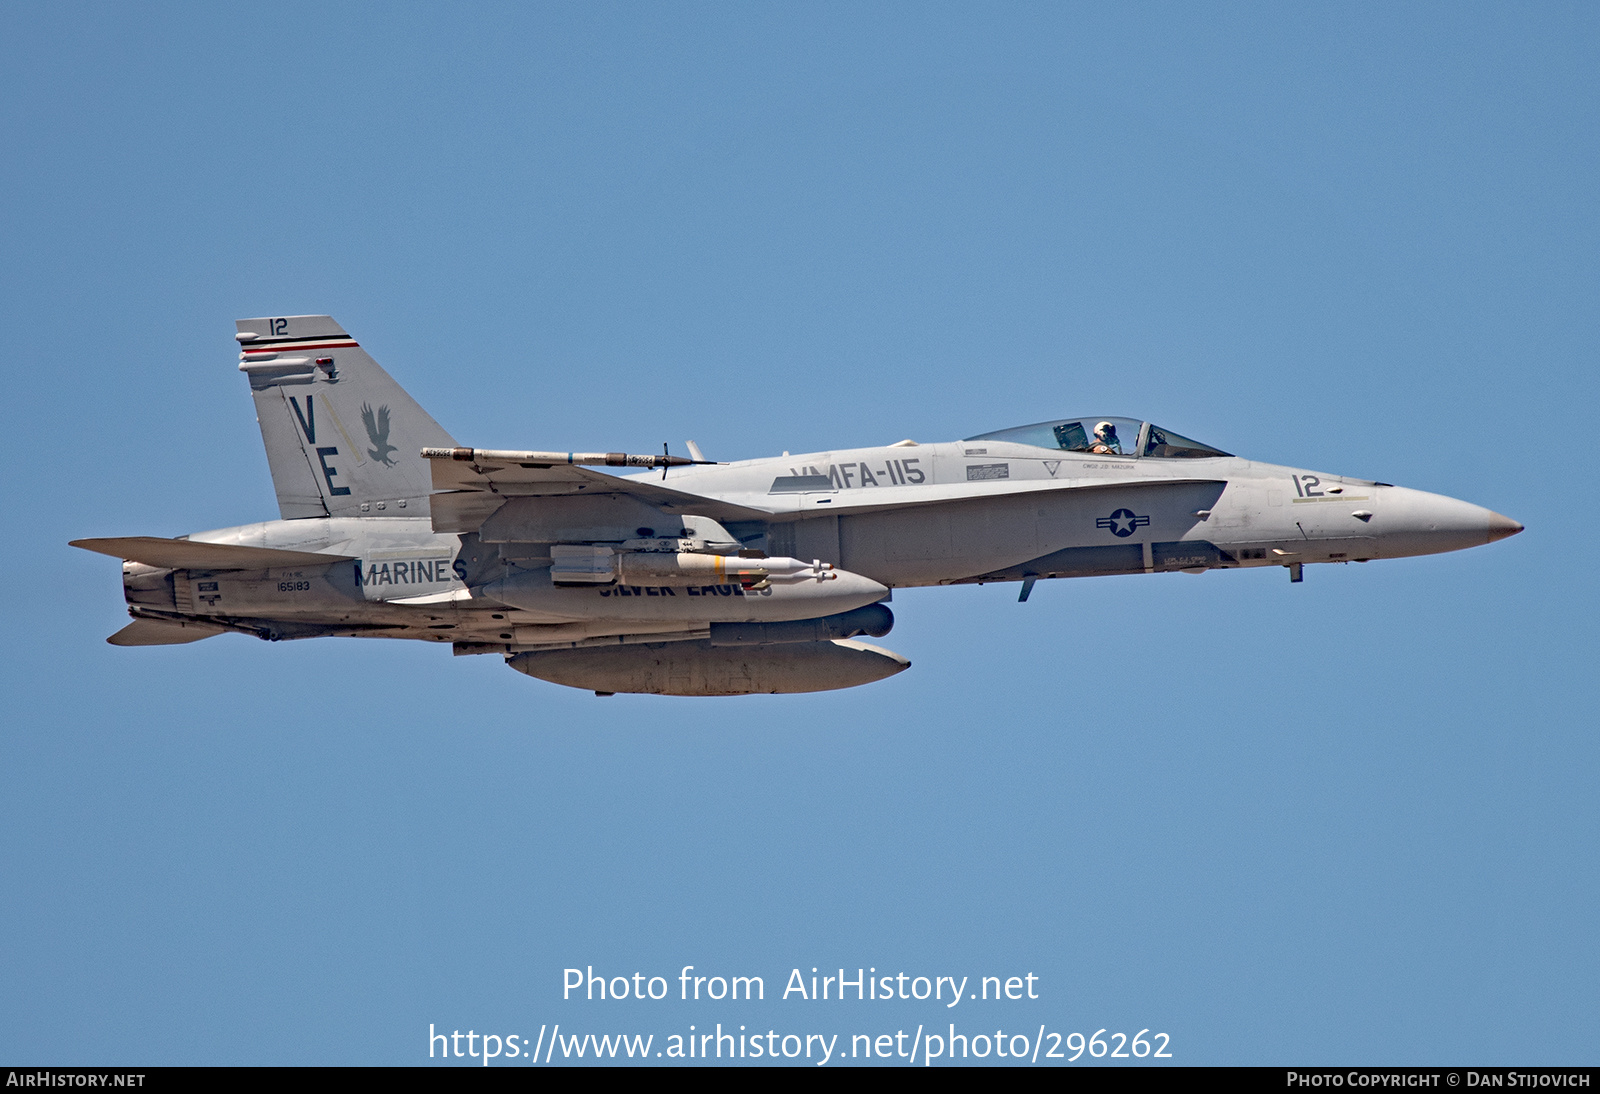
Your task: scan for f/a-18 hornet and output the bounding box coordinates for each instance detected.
[74,315,1523,696]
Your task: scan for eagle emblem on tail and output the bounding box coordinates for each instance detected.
[361,403,398,466]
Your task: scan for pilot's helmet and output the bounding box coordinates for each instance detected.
[1095,421,1116,437]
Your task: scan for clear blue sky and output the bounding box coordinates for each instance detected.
[2,2,1595,1065]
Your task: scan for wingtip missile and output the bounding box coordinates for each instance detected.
[421,446,717,468]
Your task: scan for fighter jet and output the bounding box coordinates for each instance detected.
[72,315,1523,696]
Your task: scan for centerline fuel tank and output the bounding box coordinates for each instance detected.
[507,637,910,695]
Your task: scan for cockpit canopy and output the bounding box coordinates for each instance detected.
[965,417,1231,459]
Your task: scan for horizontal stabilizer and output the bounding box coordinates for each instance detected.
[108,618,226,646]
[71,537,353,571]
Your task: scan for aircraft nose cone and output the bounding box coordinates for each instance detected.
[1488,512,1524,542]
[1372,486,1522,558]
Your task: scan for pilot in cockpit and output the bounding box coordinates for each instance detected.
[1089,421,1123,455]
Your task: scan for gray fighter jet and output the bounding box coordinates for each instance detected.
[73,315,1523,696]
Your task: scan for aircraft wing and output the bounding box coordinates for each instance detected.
[70,537,355,570]
[427,451,774,534]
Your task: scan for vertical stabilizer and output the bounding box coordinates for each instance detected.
[236,315,456,519]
